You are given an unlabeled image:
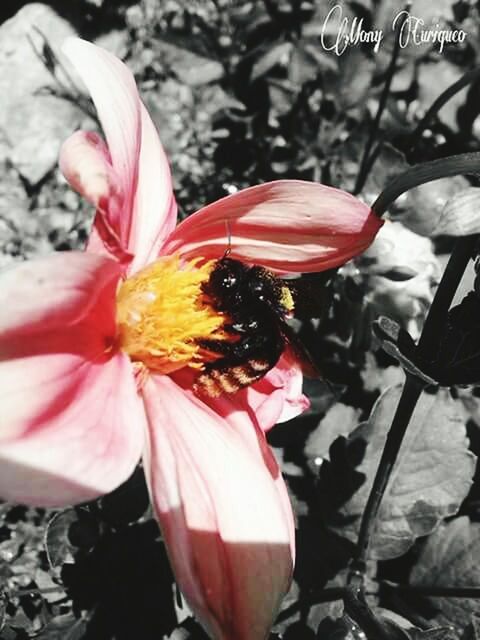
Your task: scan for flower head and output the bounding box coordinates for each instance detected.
[0,38,382,639]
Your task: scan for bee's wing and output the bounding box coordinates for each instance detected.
[276,317,322,378]
[276,275,331,378]
[282,271,333,319]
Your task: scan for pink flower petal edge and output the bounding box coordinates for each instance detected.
[217,349,310,432]
[164,180,383,272]
[248,349,310,427]
[0,252,145,505]
[0,252,121,338]
[61,38,177,270]
[142,374,294,640]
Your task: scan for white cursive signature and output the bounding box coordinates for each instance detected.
[393,10,467,53]
[320,5,383,55]
[320,4,467,56]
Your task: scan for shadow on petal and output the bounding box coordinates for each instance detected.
[167,519,294,640]
[142,374,295,640]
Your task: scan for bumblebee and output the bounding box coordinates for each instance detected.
[193,257,318,398]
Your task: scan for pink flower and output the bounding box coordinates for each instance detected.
[0,39,382,639]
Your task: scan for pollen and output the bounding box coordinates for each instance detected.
[116,254,229,374]
[280,285,294,312]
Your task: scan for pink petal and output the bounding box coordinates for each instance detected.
[246,349,310,428]
[129,104,178,272]
[203,349,309,433]
[142,375,294,640]
[59,131,131,263]
[62,38,176,269]
[0,252,120,338]
[164,180,383,272]
[60,131,117,211]
[0,253,145,506]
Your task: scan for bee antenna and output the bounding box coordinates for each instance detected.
[223,219,232,258]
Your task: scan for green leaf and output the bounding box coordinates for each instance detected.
[325,386,476,560]
[410,518,480,631]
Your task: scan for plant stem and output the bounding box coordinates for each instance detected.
[349,234,476,584]
[380,581,480,599]
[371,152,480,217]
[354,6,409,196]
[356,66,480,196]
[344,586,408,640]
[275,588,346,623]
[417,235,478,360]
[407,66,480,156]
[349,374,425,577]
[9,586,66,598]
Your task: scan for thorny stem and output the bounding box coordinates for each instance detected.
[353,3,410,196]
[349,374,425,578]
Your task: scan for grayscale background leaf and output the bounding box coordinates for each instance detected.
[328,386,476,560]
[411,518,480,632]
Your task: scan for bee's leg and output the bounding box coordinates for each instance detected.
[198,337,237,357]
[202,327,283,372]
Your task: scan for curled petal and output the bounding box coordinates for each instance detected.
[60,131,118,210]
[142,375,294,640]
[62,38,176,268]
[246,349,310,428]
[0,253,145,505]
[62,37,139,247]
[164,180,383,272]
[60,131,130,262]
[208,349,309,433]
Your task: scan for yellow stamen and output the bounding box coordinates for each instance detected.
[116,254,229,374]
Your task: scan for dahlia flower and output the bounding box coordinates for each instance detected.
[0,39,382,639]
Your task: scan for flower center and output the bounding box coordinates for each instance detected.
[116,254,229,374]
